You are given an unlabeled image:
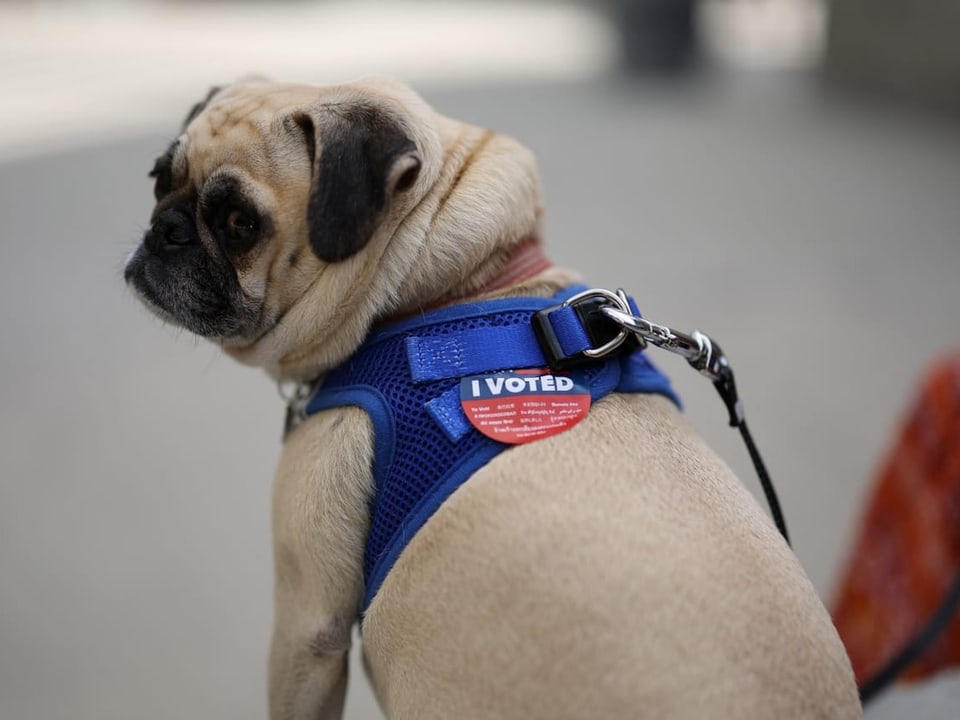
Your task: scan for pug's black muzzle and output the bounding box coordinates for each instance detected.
[125,211,258,339]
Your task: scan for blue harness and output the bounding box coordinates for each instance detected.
[303,286,680,612]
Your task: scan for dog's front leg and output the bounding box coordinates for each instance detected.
[269,619,348,720]
[268,408,374,720]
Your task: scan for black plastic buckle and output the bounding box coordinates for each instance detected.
[532,290,637,370]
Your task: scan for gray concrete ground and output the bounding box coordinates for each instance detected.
[2,73,959,718]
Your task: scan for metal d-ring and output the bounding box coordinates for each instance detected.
[559,287,632,358]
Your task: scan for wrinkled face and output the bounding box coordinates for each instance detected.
[124,80,425,342]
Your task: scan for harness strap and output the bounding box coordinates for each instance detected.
[405,302,600,382]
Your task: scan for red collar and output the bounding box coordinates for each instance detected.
[385,236,552,323]
[473,236,553,295]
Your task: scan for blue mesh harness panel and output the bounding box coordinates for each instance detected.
[304,287,680,613]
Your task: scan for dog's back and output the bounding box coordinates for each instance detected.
[362,393,860,719]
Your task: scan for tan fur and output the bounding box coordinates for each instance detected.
[131,77,862,719]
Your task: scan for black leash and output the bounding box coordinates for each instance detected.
[737,419,790,544]
[712,368,790,544]
[857,559,960,705]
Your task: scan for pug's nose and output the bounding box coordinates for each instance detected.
[146,208,195,251]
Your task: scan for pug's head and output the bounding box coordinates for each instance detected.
[125,78,543,381]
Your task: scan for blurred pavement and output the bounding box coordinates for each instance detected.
[2,3,960,719]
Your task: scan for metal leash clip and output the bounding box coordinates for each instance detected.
[601,290,728,382]
[597,289,743,427]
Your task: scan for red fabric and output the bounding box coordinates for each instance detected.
[832,353,960,685]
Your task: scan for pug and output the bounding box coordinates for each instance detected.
[124,77,862,719]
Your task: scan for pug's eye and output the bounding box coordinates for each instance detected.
[201,177,266,253]
[225,209,258,241]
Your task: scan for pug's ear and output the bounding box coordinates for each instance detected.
[182,86,223,130]
[293,104,422,263]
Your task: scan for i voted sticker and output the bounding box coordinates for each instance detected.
[460,369,591,444]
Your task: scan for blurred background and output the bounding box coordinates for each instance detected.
[1,0,958,717]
